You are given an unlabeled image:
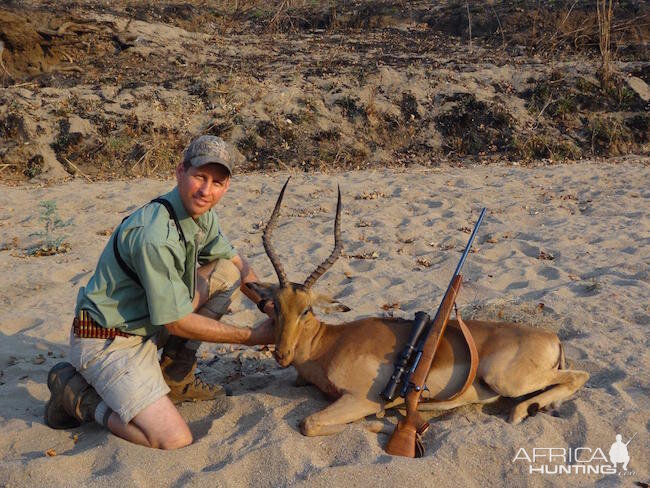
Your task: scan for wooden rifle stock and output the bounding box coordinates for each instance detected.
[385,275,463,458]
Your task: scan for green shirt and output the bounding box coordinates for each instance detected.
[76,187,237,336]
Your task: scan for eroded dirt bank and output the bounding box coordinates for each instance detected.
[1,1,648,183]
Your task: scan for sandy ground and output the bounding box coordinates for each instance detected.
[0,159,648,487]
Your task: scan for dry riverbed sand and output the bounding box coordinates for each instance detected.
[0,159,648,487]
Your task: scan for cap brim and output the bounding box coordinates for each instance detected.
[189,155,232,175]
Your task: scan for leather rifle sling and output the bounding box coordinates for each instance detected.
[424,307,479,402]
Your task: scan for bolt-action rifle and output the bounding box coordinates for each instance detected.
[383,207,486,457]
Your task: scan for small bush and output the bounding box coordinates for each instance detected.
[436,93,513,156]
[514,133,581,161]
[588,115,633,156]
[24,155,44,178]
[28,200,72,256]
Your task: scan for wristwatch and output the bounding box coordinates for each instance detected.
[257,299,270,313]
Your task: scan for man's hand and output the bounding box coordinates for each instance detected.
[231,255,275,316]
[260,300,275,317]
[246,317,275,346]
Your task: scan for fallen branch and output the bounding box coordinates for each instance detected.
[551,0,579,42]
[7,82,37,89]
[55,65,84,73]
[268,0,289,31]
[63,157,93,182]
[37,18,118,38]
[131,147,153,171]
[58,22,84,35]
[533,96,556,128]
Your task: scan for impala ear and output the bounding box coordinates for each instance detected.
[245,282,276,301]
[312,292,351,314]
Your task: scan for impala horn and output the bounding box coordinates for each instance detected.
[262,178,290,288]
[303,185,342,289]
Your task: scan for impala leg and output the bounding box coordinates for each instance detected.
[509,369,589,424]
[362,418,396,434]
[299,393,382,436]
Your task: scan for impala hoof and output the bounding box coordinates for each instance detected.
[299,417,312,436]
[509,405,528,425]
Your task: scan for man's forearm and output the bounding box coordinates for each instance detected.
[166,313,251,345]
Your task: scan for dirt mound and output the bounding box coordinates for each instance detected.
[0,1,648,183]
[0,9,61,79]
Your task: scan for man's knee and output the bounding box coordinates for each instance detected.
[157,427,193,450]
[146,420,193,450]
[198,260,241,318]
[132,396,193,449]
[208,259,240,294]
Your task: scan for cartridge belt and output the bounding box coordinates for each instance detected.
[73,310,134,339]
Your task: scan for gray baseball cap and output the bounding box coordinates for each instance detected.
[183,135,235,175]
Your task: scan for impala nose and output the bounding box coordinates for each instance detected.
[274,350,290,367]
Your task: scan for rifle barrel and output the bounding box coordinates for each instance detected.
[454,207,487,276]
[431,207,486,336]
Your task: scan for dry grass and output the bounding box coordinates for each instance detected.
[1,1,648,183]
[596,0,614,87]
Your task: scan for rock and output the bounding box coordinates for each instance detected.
[68,115,95,137]
[626,76,649,102]
[101,86,119,100]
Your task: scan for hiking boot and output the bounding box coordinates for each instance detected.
[161,338,228,404]
[44,362,80,429]
[44,361,102,428]
[62,373,102,424]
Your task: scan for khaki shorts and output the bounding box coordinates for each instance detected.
[69,330,169,424]
[69,259,241,424]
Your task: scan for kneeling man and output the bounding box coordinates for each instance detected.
[45,136,275,449]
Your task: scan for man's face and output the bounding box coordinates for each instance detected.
[176,163,231,218]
